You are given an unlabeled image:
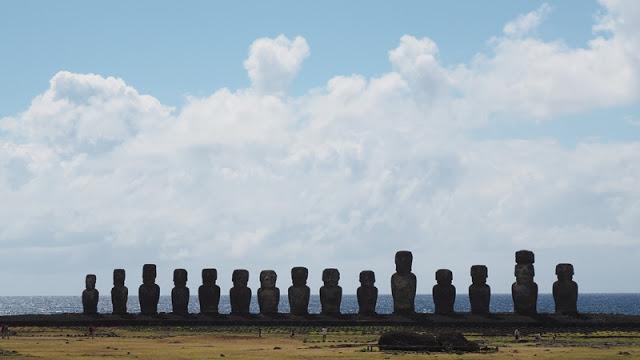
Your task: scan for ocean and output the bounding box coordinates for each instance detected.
[0,294,638,315]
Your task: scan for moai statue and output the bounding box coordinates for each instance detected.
[391,250,417,315]
[511,250,538,316]
[357,270,378,315]
[82,274,99,315]
[468,265,490,315]
[198,268,220,314]
[258,270,280,315]
[230,269,251,315]
[320,268,342,316]
[553,263,578,315]
[171,269,189,315]
[433,269,456,315]
[139,264,160,315]
[111,269,128,315]
[288,267,310,316]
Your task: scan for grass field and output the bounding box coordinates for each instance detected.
[0,327,639,359]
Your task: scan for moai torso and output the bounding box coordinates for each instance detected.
[198,268,220,314]
[512,250,538,316]
[433,269,456,315]
[258,270,280,315]
[288,267,310,316]
[139,264,160,315]
[320,268,342,315]
[82,274,99,315]
[111,269,128,315]
[171,269,189,315]
[468,265,490,315]
[230,269,251,315]
[391,251,417,315]
[357,270,378,315]
[553,263,578,315]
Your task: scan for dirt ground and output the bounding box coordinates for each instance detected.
[0,327,639,359]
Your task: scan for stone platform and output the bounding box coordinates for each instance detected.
[2,313,640,332]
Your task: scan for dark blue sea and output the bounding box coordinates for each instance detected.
[0,294,638,315]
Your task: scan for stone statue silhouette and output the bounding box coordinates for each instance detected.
[468,265,490,315]
[171,269,189,315]
[258,270,280,315]
[433,269,455,315]
[230,269,251,315]
[512,250,538,316]
[111,269,128,315]
[553,263,578,315]
[139,264,160,315]
[357,270,377,315]
[82,274,99,315]
[198,268,220,314]
[320,268,342,316]
[288,267,310,316]
[391,250,416,315]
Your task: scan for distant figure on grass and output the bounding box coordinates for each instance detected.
[88,326,95,339]
[514,328,520,341]
[1,324,8,339]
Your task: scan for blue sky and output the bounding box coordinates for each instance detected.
[0,1,639,296]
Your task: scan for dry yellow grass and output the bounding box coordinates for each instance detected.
[0,327,638,359]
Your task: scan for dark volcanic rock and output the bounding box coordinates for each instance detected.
[378,331,479,352]
[553,263,578,315]
[433,269,455,315]
[512,250,538,316]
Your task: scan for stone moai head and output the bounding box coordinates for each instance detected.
[515,250,535,264]
[470,265,488,285]
[556,263,574,281]
[359,270,375,287]
[436,269,453,285]
[514,264,535,283]
[86,274,96,290]
[322,268,340,286]
[173,269,187,287]
[260,270,277,288]
[395,250,413,274]
[291,267,308,287]
[232,269,249,287]
[113,269,125,287]
[202,268,217,285]
[142,264,157,284]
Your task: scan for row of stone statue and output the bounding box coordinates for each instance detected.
[82,250,578,316]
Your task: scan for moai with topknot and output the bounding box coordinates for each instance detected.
[288,267,310,316]
[357,270,378,315]
[111,269,128,315]
[82,274,99,315]
[258,270,280,315]
[198,268,220,314]
[320,268,342,315]
[433,269,456,315]
[468,265,490,315]
[171,269,189,315]
[512,250,538,316]
[230,269,251,315]
[391,250,417,315]
[139,264,160,315]
[553,263,578,315]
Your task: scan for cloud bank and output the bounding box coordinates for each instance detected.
[1,1,639,294]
